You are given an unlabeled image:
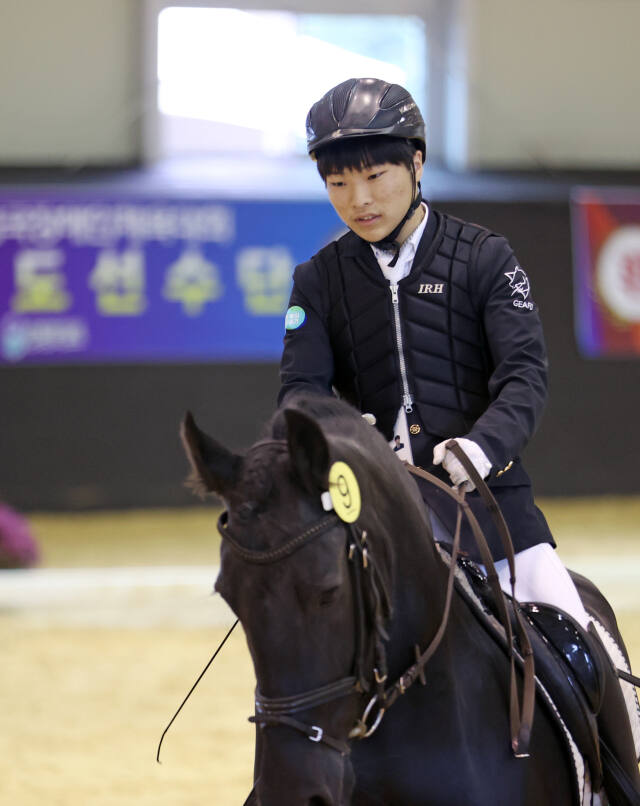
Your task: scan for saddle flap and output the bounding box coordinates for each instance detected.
[522,603,605,715]
[454,556,604,792]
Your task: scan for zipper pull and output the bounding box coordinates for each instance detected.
[390,283,399,304]
[403,394,413,414]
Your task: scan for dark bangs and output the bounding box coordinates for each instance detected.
[315,135,419,181]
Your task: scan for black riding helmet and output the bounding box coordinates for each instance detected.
[306,78,427,265]
[306,77,426,158]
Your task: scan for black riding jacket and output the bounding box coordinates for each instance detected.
[278,208,554,558]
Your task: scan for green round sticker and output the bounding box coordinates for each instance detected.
[328,461,361,523]
[285,306,306,330]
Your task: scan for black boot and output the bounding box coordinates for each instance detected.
[588,624,640,806]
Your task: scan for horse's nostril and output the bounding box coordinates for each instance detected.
[308,799,330,806]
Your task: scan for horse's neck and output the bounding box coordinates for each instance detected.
[388,514,450,652]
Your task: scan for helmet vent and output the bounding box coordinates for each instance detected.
[380,84,410,110]
[331,79,357,123]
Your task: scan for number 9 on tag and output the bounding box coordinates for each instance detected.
[328,461,361,523]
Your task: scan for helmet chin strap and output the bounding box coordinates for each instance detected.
[364,180,423,268]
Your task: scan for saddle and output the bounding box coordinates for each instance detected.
[454,553,640,806]
[458,556,603,777]
[406,449,640,806]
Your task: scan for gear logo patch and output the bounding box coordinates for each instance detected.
[505,266,534,310]
[505,266,530,299]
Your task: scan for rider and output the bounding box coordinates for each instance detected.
[278,77,639,800]
[279,76,585,622]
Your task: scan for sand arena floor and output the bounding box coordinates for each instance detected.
[2,502,639,805]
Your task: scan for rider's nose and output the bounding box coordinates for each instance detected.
[350,180,372,209]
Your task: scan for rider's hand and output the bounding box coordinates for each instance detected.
[432,438,492,491]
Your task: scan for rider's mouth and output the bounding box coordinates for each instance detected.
[355,214,382,227]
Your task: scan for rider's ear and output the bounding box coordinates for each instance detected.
[180,411,242,497]
[284,408,330,494]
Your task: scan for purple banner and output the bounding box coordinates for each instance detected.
[0,193,342,364]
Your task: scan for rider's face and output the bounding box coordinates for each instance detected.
[325,153,423,242]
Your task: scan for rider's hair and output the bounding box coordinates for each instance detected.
[315,135,423,183]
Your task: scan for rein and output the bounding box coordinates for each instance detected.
[402,443,536,758]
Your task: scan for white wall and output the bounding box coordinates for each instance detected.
[0,0,638,168]
[0,0,140,165]
[463,0,640,168]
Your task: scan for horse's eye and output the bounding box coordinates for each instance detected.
[319,586,340,607]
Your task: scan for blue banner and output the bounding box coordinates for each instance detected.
[0,193,343,364]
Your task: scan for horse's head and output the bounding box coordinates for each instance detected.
[181,397,418,805]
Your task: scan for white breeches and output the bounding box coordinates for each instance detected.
[490,543,591,630]
[429,509,591,629]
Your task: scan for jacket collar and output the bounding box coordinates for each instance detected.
[338,203,442,281]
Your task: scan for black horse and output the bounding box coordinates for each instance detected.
[181,395,635,806]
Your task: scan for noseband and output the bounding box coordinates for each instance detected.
[217,510,387,756]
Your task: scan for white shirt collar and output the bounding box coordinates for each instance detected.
[371,203,429,282]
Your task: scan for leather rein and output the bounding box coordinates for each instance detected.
[217,440,536,759]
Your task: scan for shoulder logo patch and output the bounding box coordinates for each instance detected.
[505,266,534,310]
[285,305,306,330]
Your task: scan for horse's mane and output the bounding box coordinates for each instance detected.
[269,394,369,442]
[269,394,411,493]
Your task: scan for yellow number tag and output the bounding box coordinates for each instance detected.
[328,462,361,523]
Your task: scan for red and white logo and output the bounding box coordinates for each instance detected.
[597,226,640,322]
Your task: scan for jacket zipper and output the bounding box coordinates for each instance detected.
[390,282,413,413]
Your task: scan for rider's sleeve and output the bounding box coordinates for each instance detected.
[278,258,335,406]
[466,235,548,475]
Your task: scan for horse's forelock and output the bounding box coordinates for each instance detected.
[242,442,288,504]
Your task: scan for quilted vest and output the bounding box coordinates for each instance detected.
[316,210,493,466]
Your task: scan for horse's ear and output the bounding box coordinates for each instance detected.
[284,408,330,494]
[180,411,242,497]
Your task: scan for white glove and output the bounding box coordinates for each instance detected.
[433,438,492,491]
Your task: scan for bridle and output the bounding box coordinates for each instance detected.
[217,440,538,760]
[217,509,382,756]
[216,482,464,758]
